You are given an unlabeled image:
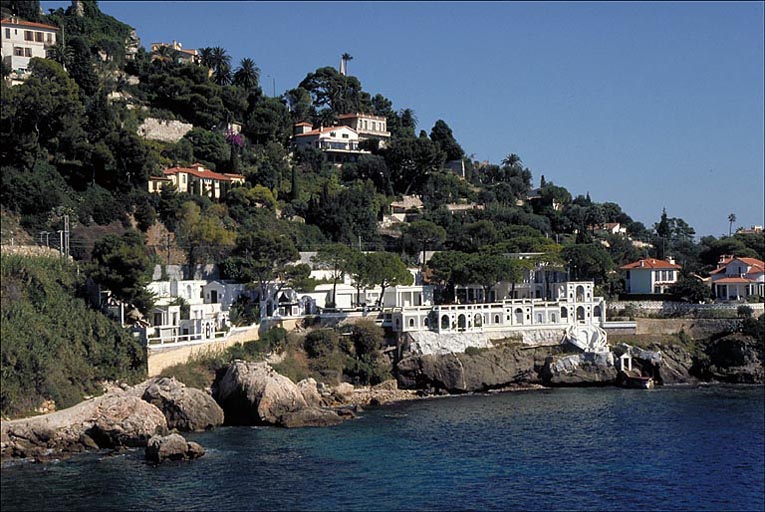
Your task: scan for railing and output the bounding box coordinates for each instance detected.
[146,330,228,347]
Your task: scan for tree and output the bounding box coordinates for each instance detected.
[728,213,737,237]
[429,119,464,161]
[341,52,353,75]
[207,46,232,86]
[669,278,711,303]
[402,220,447,269]
[363,252,413,307]
[176,201,236,270]
[312,244,357,308]
[90,231,153,315]
[233,57,260,91]
[231,231,299,301]
[562,243,614,285]
[298,66,371,115]
[460,252,518,303]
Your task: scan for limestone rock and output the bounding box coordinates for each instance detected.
[396,345,547,393]
[296,378,322,407]
[332,382,355,401]
[541,352,617,386]
[145,433,205,464]
[88,395,168,448]
[141,377,224,431]
[212,362,308,425]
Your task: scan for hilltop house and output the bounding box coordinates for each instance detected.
[292,123,370,164]
[148,163,244,199]
[710,255,764,302]
[620,257,681,294]
[1,17,58,84]
[150,40,200,64]
[336,113,391,148]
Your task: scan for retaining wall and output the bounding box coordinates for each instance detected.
[635,318,741,337]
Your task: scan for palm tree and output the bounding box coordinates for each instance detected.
[233,57,260,90]
[728,213,737,237]
[208,46,232,85]
[46,41,74,70]
[152,45,179,70]
[502,153,522,168]
[198,47,214,68]
[341,52,353,75]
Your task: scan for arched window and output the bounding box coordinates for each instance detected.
[576,306,585,321]
[561,307,568,319]
[514,308,524,324]
[458,314,467,330]
[409,318,415,327]
[593,306,601,318]
[537,313,543,324]
[576,285,585,302]
[494,314,500,324]
[441,315,450,330]
[474,314,483,327]
[551,313,557,323]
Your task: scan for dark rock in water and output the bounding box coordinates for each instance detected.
[141,377,224,432]
[396,345,552,393]
[541,352,618,386]
[145,433,205,464]
[699,333,764,384]
[277,407,346,428]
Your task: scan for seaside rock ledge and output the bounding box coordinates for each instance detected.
[212,361,347,428]
[145,433,205,464]
[141,377,225,432]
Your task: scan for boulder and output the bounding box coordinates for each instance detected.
[332,382,355,401]
[141,377,224,431]
[396,345,548,393]
[277,407,346,428]
[296,378,322,407]
[700,333,764,384]
[541,352,617,386]
[145,433,205,464]
[212,362,308,425]
[88,395,168,448]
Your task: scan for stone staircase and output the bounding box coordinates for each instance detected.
[566,324,609,353]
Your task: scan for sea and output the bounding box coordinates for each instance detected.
[2,385,764,512]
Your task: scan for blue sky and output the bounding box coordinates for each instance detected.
[42,1,765,238]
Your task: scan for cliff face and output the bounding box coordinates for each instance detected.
[395,333,764,393]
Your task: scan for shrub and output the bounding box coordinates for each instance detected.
[260,327,287,353]
[737,305,754,319]
[741,314,764,340]
[349,320,385,359]
[304,329,339,358]
[465,346,482,356]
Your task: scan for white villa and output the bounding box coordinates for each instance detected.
[148,163,245,199]
[710,255,765,302]
[336,113,391,148]
[292,123,370,164]
[620,257,681,294]
[1,17,58,85]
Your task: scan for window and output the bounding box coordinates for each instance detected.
[35,32,43,42]
[4,29,9,39]
[14,47,24,56]
[341,133,349,138]
[47,33,53,43]
[24,31,33,41]
[24,48,31,57]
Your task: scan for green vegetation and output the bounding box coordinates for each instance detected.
[0,255,146,418]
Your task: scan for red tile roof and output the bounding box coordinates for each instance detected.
[620,258,681,270]
[714,277,758,284]
[1,18,59,31]
[710,257,765,275]
[294,122,312,127]
[163,166,244,182]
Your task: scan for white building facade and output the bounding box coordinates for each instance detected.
[620,257,681,294]
[1,17,58,84]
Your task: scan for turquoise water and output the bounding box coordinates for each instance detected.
[2,386,764,511]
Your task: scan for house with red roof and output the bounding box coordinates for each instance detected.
[148,163,244,199]
[620,257,681,294]
[709,255,764,302]
[292,123,370,164]
[1,16,59,84]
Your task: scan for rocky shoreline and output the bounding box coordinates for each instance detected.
[2,330,761,465]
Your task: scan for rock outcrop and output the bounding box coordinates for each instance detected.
[698,333,764,383]
[87,395,168,448]
[213,361,353,428]
[396,345,556,393]
[540,352,617,386]
[141,377,224,431]
[145,433,205,464]
[296,378,322,407]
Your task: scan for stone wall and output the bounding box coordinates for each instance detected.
[635,318,741,337]
[146,325,260,376]
[609,300,763,317]
[137,117,193,143]
[1,244,67,259]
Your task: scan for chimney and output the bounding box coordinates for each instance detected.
[667,256,675,265]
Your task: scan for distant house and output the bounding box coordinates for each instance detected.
[148,163,244,199]
[292,123,370,164]
[620,257,681,294]
[150,40,200,64]
[589,222,628,236]
[336,113,391,148]
[736,225,763,235]
[709,255,764,302]
[1,17,58,84]
[381,195,424,226]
